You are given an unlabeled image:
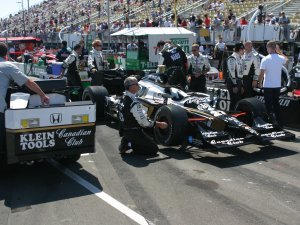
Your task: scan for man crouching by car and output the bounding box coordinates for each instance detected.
[118,77,168,155]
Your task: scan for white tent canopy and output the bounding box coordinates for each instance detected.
[111,27,196,36]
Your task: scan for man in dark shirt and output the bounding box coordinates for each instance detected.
[56,41,71,62]
[159,41,188,89]
[60,44,83,96]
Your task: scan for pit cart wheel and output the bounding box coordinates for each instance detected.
[82,86,108,118]
[58,154,81,164]
[235,97,267,126]
[154,105,188,146]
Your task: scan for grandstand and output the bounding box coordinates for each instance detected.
[0,0,299,42]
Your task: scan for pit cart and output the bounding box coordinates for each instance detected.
[2,79,96,166]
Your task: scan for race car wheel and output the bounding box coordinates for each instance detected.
[235,97,267,126]
[82,86,108,118]
[58,154,81,164]
[154,105,188,146]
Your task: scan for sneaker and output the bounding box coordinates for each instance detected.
[118,139,131,154]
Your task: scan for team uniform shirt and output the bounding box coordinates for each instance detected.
[63,51,80,72]
[227,52,244,85]
[242,51,261,80]
[188,54,211,75]
[121,91,154,129]
[161,44,187,70]
[0,57,29,113]
[88,48,104,71]
[260,54,287,88]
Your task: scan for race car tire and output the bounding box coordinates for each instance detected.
[154,105,188,146]
[58,154,81,164]
[82,86,108,118]
[235,97,267,125]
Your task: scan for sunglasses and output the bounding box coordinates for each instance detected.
[192,49,198,51]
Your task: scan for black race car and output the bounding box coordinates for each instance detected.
[85,74,295,151]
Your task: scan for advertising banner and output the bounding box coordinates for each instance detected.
[7,124,95,154]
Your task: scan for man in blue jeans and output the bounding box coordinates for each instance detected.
[258,41,288,126]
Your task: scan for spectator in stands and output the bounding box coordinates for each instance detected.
[218,1,225,11]
[216,10,224,21]
[195,15,203,28]
[204,14,211,29]
[210,0,219,11]
[230,15,240,42]
[268,13,276,25]
[227,9,234,21]
[213,16,223,42]
[240,17,248,26]
[279,11,290,42]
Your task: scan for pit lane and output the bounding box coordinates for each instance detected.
[1,121,300,225]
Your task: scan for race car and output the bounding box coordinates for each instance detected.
[91,73,295,151]
[1,79,96,169]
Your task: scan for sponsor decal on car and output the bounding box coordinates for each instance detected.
[16,126,95,152]
[210,137,244,146]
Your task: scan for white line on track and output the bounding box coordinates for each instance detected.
[49,159,153,225]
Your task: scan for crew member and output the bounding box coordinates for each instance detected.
[119,77,168,155]
[258,41,287,126]
[88,40,104,85]
[187,44,211,93]
[214,37,227,71]
[242,41,261,97]
[158,40,188,89]
[60,44,83,95]
[227,42,245,109]
[0,42,49,156]
[56,41,71,62]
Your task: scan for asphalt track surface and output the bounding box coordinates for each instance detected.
[1,121,300,225]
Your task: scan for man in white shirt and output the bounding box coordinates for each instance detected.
[258,41,287,126]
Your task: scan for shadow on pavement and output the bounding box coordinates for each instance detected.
[0,161,102,212]
[121,152,171,168]
[159,144,298,169]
